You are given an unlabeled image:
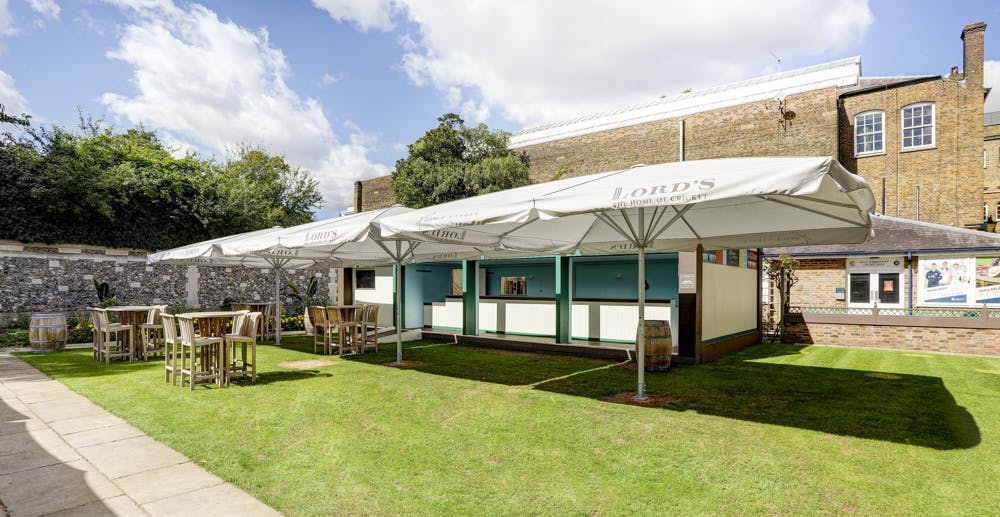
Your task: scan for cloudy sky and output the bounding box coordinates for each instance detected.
[1,0,998,217]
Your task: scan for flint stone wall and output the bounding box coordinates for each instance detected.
[0,241,336,322]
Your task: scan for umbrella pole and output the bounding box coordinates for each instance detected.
[274,268,282,346]
[636,246,647,400]
[395,261,403,365]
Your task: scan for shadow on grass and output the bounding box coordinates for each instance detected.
[534,344,981,450]
[339,340,979,450]
[342,341,614,386]
[247,370,333,385]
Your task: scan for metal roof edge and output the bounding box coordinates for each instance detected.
[509,57,861,149]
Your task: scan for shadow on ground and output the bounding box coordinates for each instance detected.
[0,361,116,515]
[336,339,980,450]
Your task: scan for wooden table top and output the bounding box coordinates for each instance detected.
[176,310,247,319]
[105,305,154,312]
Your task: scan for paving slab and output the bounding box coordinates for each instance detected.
[0,415,48,437]
[62,422,145,449]
[0,354,284,516]
[13,385,78,404]
[26,398,107,424]
[0,458,122,517]
[44,495,148,517]
[0,443,81,476]
[50,413,127,436]
[77,435,189,480]
[0,427,70,456]
[115,461,224,505]
[142,482,283,517]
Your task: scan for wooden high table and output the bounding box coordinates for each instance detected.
[235,302,277,340]
[175,310,246,386]
[105,305,153,361]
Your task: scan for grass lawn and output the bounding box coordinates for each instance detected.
[14,338,1000,516]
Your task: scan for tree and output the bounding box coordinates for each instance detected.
[764,254,799,342]
[0,115,323,250]
[392,114,530,208]
[216,144,322,233]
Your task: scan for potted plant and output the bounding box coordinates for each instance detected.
[287,275,321,333]
[92,279,117,307]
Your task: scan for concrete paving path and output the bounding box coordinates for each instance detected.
[0,353,283,517]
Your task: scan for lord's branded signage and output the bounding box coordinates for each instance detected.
[610,178,716,208]
[304,230,338,244]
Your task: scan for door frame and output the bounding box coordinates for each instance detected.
[845,255,905,309]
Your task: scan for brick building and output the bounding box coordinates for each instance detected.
[357,22,989,230]
[351,21,999,357]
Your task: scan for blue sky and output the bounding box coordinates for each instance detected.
[1,0,998,219]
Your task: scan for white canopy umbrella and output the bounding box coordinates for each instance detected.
[219,205,518,364]
[147,226,330,346]
[378,156,876,398]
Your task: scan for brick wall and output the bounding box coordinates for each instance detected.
[788,258,846,306]
[784,320,1000,356]
[355,175,395,212]
[515,88,839,184]
[983,123,1000,213]
[839,78,985,226]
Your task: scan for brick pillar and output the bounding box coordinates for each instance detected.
[354,181,364,213]
[961,22,986,89]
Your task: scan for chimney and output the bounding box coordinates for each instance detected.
[354,180,363,213]
[961,22,987,88]
[949,66,962,80]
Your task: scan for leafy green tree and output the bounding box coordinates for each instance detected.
[216,144,321,233]
[392,113,530,208]
[0,115,323,250]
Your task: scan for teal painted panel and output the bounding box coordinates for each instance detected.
[483,264,555,297]
[574,256,678,300]
[404,264,455,328]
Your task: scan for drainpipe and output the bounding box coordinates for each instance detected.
[907,251,914,313]
[678,119,684,162]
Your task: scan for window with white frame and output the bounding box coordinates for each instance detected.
[901,103,934,150]
[854,111,884,155]
[995,203,999,221]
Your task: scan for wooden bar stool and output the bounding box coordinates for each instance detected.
[225,312,261,383]
[177,316,222,390]
[160,313,179,384]
[309,306,331,354]
[92,308,132,365]
[139,305,168,360]
[325,307,358,356]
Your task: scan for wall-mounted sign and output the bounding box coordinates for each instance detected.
[846,256,904,273]
[918,256,973,306]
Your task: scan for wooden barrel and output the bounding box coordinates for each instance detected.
[636,320,672,371]
[29,313,67,354]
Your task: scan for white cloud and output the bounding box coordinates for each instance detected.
[986,60,1000,113]
[26,0,60,19]
[0,69,31,120]
[0,0,16,36]
[320,72,341,86]
[101,0,387,210]
[312,0,395,32]
[321,0,874,127]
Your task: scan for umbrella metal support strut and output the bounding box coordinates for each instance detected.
[395,261,403,365]
[636,246,647,400]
